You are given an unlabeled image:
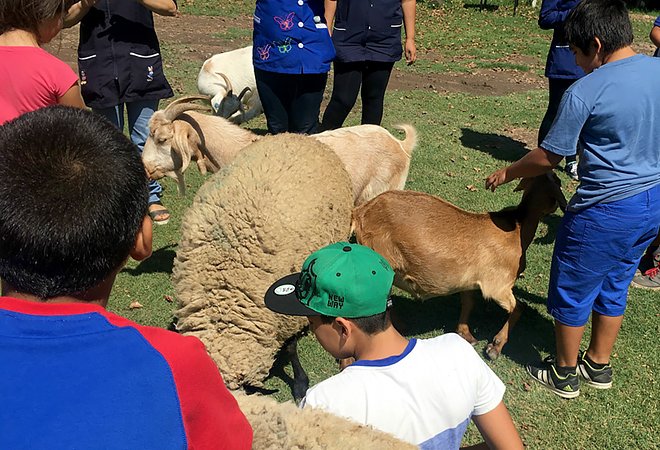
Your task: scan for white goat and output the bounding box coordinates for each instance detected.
[197,46,263,123]
[351,173,567,360]
[143,97,416,205]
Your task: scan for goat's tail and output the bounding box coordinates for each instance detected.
[392,124,417,159]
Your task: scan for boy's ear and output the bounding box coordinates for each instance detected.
[334,317,353,338]
[592,37,603,55]
[130,216,153,262]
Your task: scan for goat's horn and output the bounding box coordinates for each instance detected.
[163,103,211,121]
[216,72,233,93]
[237,86,251,101]
[166,94,211,109]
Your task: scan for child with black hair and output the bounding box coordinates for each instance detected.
[0,106,252,449]
[486,0,660,398]
[0,0,85,124]
[265,242,523,450]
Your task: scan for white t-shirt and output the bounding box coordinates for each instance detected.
[300,334,505,450]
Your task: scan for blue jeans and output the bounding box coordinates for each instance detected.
[94,100,162,205]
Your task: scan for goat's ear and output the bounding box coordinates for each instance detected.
[512,177,534,192]
[172,122,194,173]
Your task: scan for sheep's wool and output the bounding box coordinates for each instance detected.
[232,391,418,450]
[173,134,354,389]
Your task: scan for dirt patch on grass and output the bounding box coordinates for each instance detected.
[47,13,548,98]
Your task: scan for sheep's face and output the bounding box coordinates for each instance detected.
[143,119,179,181]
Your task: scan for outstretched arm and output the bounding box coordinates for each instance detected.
[465,401,524,450]
[65,0,176,28]
[136,0,177,16]
[402,0,417,64]
[64,0,100,27]
[485,147,563,191]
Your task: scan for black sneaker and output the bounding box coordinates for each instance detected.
[577,350,613,389]
[565,162,579,181]
[526,356,580,399]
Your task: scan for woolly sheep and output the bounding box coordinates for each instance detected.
[197,46,263,123]
[232,391,417,450]
[142,99,416,204]
[173,134,354,399]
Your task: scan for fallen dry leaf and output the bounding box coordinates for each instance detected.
[466,185,478,192]
[129,301,143,309]
[524,382,532,391]
[164,294,174,303]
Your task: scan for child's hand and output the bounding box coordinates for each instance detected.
[485,168,510,192]
[405,39,417,65]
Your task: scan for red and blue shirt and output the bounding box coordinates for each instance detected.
[0,297,252,449]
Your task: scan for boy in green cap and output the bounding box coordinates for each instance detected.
[265,242,523,450]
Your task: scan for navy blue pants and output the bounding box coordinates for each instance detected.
[254,68,327,135]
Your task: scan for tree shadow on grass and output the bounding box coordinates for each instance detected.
[392,288,555,366]
[460,128,529,163]
[123,245,177,276]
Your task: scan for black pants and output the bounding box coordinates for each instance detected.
[254,68,327,134]
[320,60,395,131]
[538,78,577,163]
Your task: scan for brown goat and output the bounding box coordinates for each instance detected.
[351,172,567,360]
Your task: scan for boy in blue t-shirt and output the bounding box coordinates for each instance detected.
[485,0,660,398]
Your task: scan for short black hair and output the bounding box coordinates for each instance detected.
[320,309,392,335]
[0,106,149,299]
[563,0,633,55]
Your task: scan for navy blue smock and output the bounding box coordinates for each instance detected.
[76,0,174,108]
[253,0,336,74]
[331,0,404,63]
[539,0,585,79]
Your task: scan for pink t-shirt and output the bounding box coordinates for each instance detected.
[0,46,79,124]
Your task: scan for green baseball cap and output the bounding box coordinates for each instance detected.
[264,242,394,318]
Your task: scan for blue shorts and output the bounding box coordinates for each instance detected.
[547,184,660,327]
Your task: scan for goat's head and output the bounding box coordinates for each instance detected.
[210,72,251,119]
[514,171,568,216]
[142,95,211,193]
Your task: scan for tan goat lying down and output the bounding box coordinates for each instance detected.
[142,95,416,205]
[351,172,567,360]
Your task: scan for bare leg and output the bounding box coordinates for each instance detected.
[456,290,477,345]
[585,312,623,365]
[555,320,586,367]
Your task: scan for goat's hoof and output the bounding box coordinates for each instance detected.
[485,344,501,361]
[458,332,478,346]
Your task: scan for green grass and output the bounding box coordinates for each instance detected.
[108,1,660,448]
[212,27,252,42]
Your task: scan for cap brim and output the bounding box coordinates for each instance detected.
[264,273,318,316]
